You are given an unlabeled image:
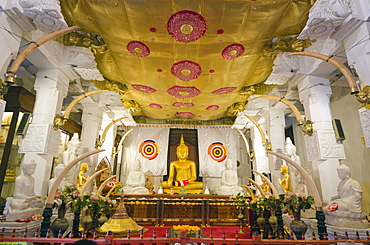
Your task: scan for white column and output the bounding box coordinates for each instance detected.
[97,111,116,167]
[298,75,345,199]
[19,68,74,196]
[79,101,104,174]
[252,110,270,186]
[268,103,286,193]
[338,2,370,89]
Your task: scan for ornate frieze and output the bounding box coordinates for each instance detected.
[63,46,104,81]
[19,0,68,32]
[359,107,370,148]
[19,124,60,154]
[305,130,345,161]
[298,0,352,40]
[29,30,63,67]
[265,53,300,85]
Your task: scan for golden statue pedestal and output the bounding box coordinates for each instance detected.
[163,188,203,194]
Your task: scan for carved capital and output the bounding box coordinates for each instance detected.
[265,53,300,85]
[359,107,370,148]
[305,129,345,161]
[19,124,60,154]
[298,0,352,40]
[63,46,104,81]
[19,0,68,32]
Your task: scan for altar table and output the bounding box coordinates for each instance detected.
[121,194,251,227]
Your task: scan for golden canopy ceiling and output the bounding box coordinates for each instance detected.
[60,0,312,122]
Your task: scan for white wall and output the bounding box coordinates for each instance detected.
[330,86,370,215]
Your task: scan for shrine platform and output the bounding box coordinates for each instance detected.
[121,194,252,226]
[142,225,251,239]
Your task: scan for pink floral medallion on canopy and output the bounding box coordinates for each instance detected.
[149,103,162,109]
[167,10,206,43]
[172,102,194,108]
[171,60,202,81]
[222,43,245,60]
[167,85,201,98]
[176,112,195,118]
[206,105,219,110]
[212,87,236,95]
[132,84,156,93]
[127,41,150,57]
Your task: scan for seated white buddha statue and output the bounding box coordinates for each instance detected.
[323,164,370,228]
[6,159,44,221]
[123,160,149,194]
[218,159,243,196]
[49,163,69,192]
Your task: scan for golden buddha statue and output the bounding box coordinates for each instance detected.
[278,165,293,192]
[161,135,203,193]
[261,172,271,194]
[77,162,89,190]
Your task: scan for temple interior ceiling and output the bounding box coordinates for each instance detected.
[59,0,313,123]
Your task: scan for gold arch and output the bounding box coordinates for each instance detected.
[289,52,358,94]
[5,26,80,84]
[243,115,271,151]
[79,168,109,196]
[46,149,104,205]
[289,52,370,108]
[267,151,322,208]
[251,170,278,199]
[54,90,111,130]
[97,175,117,194]
[235,128,251,158]
[245,177,264,197]
[251,95,313,136]
[96,116,128,148]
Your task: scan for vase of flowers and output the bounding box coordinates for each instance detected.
[50,184,80,237]
[279,192,314,240]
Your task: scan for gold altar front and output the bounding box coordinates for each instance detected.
[120,194,250,227]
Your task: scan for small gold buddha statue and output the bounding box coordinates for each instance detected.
[161,135,203,193]
[261,173,271,194]
[278,165,293,192]
[77,162,89,190]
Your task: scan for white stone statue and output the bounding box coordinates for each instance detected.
[218,159,243,196]
[62,133,80,184]
[6,160,44,221]
[123,160,149,194]
[323,164,370,228]
[295,171,308,196]
[49,163,68,192]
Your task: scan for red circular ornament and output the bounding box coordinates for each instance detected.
[139,140,160,160]
[209,69,215,73]
[167,10,206,43]
[149,103,162,109]
[157,69,162,72]
[176,112,195,118]
[212,87,236,95]
[150,28,156,32]
[206,105,219,110]
[222,43,245,60]
[171,60,202,81]
[217,29,224,34]
[208,142,228,162]
[132,84,156,93]
[172,102,194,108]
[127,41,150,57]
[167,86,201,98]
